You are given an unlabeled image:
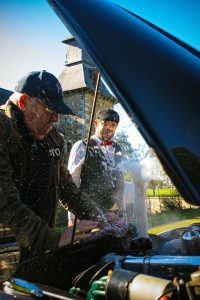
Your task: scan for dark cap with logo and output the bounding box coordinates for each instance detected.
[15,70,74,115]
[96,108,120,123]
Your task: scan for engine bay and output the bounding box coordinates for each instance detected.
[1,225,200,300]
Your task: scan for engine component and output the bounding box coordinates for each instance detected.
[182,223,200,255]
[3,278,43,298]
[122,255,200,281]
[130,237,152,255]
[106,269,175,300]
[186,269,200,299]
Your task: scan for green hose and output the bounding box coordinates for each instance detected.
[86,276,108,300]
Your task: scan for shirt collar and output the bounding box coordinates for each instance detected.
[92,135,102,146]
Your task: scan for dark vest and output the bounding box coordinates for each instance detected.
[80,138,124,213]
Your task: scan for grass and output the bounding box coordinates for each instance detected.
[148,208,200,233]
[148,218,200,234]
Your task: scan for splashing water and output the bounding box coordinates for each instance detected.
[118,149,160,238]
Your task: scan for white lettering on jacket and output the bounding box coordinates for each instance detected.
[49,148,61,157]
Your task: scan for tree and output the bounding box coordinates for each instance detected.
[148,179,163,196]
[115,131,134,160]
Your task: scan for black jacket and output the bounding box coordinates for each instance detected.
[0,101,99,256]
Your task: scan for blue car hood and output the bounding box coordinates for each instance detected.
[48,0,200,206]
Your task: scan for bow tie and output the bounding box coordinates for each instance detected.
[102,140,113,146]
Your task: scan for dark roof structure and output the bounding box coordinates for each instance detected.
[59,37,115,99]
[0,88,13,105]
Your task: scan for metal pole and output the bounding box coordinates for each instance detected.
[84,72,101,161]
[71,72,101,245]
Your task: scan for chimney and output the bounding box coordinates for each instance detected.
[63,36,94,67]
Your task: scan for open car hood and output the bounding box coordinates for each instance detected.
[48,0,200,206]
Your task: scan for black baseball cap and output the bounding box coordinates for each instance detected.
[15,70,74,115]
[96,108,120,123]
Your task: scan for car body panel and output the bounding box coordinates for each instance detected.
[149,218,200,235]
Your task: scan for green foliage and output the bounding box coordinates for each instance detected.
[115,131,134,160]
[160,197,183,211]
[55,203,68,229]
[146,188,180,197]
[124,171,134,182]
[148,179,164,189]
[146,186,181,214]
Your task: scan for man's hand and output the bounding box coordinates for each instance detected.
[104,212,121,222]
[58,220,100,247]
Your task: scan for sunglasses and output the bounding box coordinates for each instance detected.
[29,97,57,117]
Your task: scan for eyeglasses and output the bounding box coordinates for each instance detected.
[29,97,57,117]
[100,120,118,129]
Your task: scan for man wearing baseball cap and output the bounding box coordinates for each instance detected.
[68,108,125,225]
[0,70,105,260]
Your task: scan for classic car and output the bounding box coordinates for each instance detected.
[0,0,200,299]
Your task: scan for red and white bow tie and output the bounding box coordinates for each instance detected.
[102,140,113,146]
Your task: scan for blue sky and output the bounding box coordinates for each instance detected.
[0,0,199,91]
[0,0,70,90]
